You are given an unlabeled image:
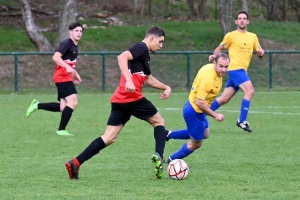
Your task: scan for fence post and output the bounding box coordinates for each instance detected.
[186,53,191,89]
[269,53,273,91]
[102,54,106,92]
[14,53,18,93]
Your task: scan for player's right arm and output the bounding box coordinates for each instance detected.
[195,98,224,122]
[209,33,231,61]
[117,51,135,93]
[52,52,74,73]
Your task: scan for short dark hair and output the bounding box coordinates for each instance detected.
[69,22,84,31]
[235,11,249,20]
[145,26,165,38]
[214,53,230,62]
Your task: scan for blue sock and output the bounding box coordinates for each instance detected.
[210,100,220,111]
[239,99,250,122]
[170,143,194,160]
[168,129,190,140]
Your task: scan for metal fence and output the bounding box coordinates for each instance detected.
[0,50,299,93]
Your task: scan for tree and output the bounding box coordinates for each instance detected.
[187,0,197,18]
[289,0,300,21]
[197,0,208,20]
[218,0,233,35]
[240,0,248,12]
[19,0,53,52]
[258,0,275,20]
[55,0,77,48]
[186,0,208,19]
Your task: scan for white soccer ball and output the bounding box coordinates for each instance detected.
[167,159,189,180]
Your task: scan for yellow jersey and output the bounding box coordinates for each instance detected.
[189,64,222,113]
[220,30,261,71]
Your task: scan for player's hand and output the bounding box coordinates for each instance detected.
[214,113,224,122]
[257,49,265,58]
[208,55,215,62]
[66,65,74,74]
[74,74,82,85]
[160,86,171,100]
[125,81,135,93]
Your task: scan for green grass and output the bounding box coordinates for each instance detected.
[1,91,300,199]
[2,20,300,52]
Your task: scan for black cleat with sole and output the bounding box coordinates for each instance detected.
[236,120,252,132]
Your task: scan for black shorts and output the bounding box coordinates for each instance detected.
[55,81,77,101]
[107,97,158,126]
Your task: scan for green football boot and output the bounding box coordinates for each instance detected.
[26,99,39,118]
[56,130,73,136]
[151,152,163,179]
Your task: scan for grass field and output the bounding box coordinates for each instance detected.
[1,91,300,199]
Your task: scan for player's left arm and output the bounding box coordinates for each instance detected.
[145,75,171,100]
[254,34,265,58]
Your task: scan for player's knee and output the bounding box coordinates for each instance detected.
[245,88,255,99]
[68,99,78,109]
[149,116,165,127]
[217,96,230,104]
[204,132,210,139]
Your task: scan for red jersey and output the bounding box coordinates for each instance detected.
[111,42,151,103]
[53,38,78,83]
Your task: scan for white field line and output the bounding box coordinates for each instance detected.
[159,107,300,115]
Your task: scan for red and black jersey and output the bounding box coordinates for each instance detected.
[111,42,151,103]
[53,38,78,83]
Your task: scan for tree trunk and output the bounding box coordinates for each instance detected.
[240,0,248,12]
[55,0,77,48]
[289,0,300,22]
[218,0,233,35]
[19,0,53,52]
[258,0,275,20]
[197,0,207,20]
[187,0,197,18]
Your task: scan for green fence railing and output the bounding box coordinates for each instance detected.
[0,50,299,93]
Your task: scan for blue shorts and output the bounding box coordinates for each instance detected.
[225,69,250,92]
[183,101,209,141]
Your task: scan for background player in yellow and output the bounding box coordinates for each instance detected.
[165,53,229,163]
[209,11,265,132]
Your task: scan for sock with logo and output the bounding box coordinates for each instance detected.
[239,99,250,122]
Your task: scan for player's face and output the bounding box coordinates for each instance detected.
[235,13,249,30]
[214,58,229,77]
[70,27,83,42]
[150,36,164,53]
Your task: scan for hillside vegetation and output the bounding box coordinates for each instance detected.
[0,18,300,92]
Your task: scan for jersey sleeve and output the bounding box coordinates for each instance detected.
[56,39,72,55]
[128,43,148,61]
[253,34,262,51]
[196,79,213,100]
[220,32,232,49]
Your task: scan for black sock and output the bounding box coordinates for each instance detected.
[76,137,106,165]
[58,106,73,131]
[38,102,60,112]
[154,125,166,159]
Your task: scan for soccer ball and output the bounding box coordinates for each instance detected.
[167,159,189,180]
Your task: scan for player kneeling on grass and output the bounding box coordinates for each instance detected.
[165,53,229,164]
[66,26,171,180]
